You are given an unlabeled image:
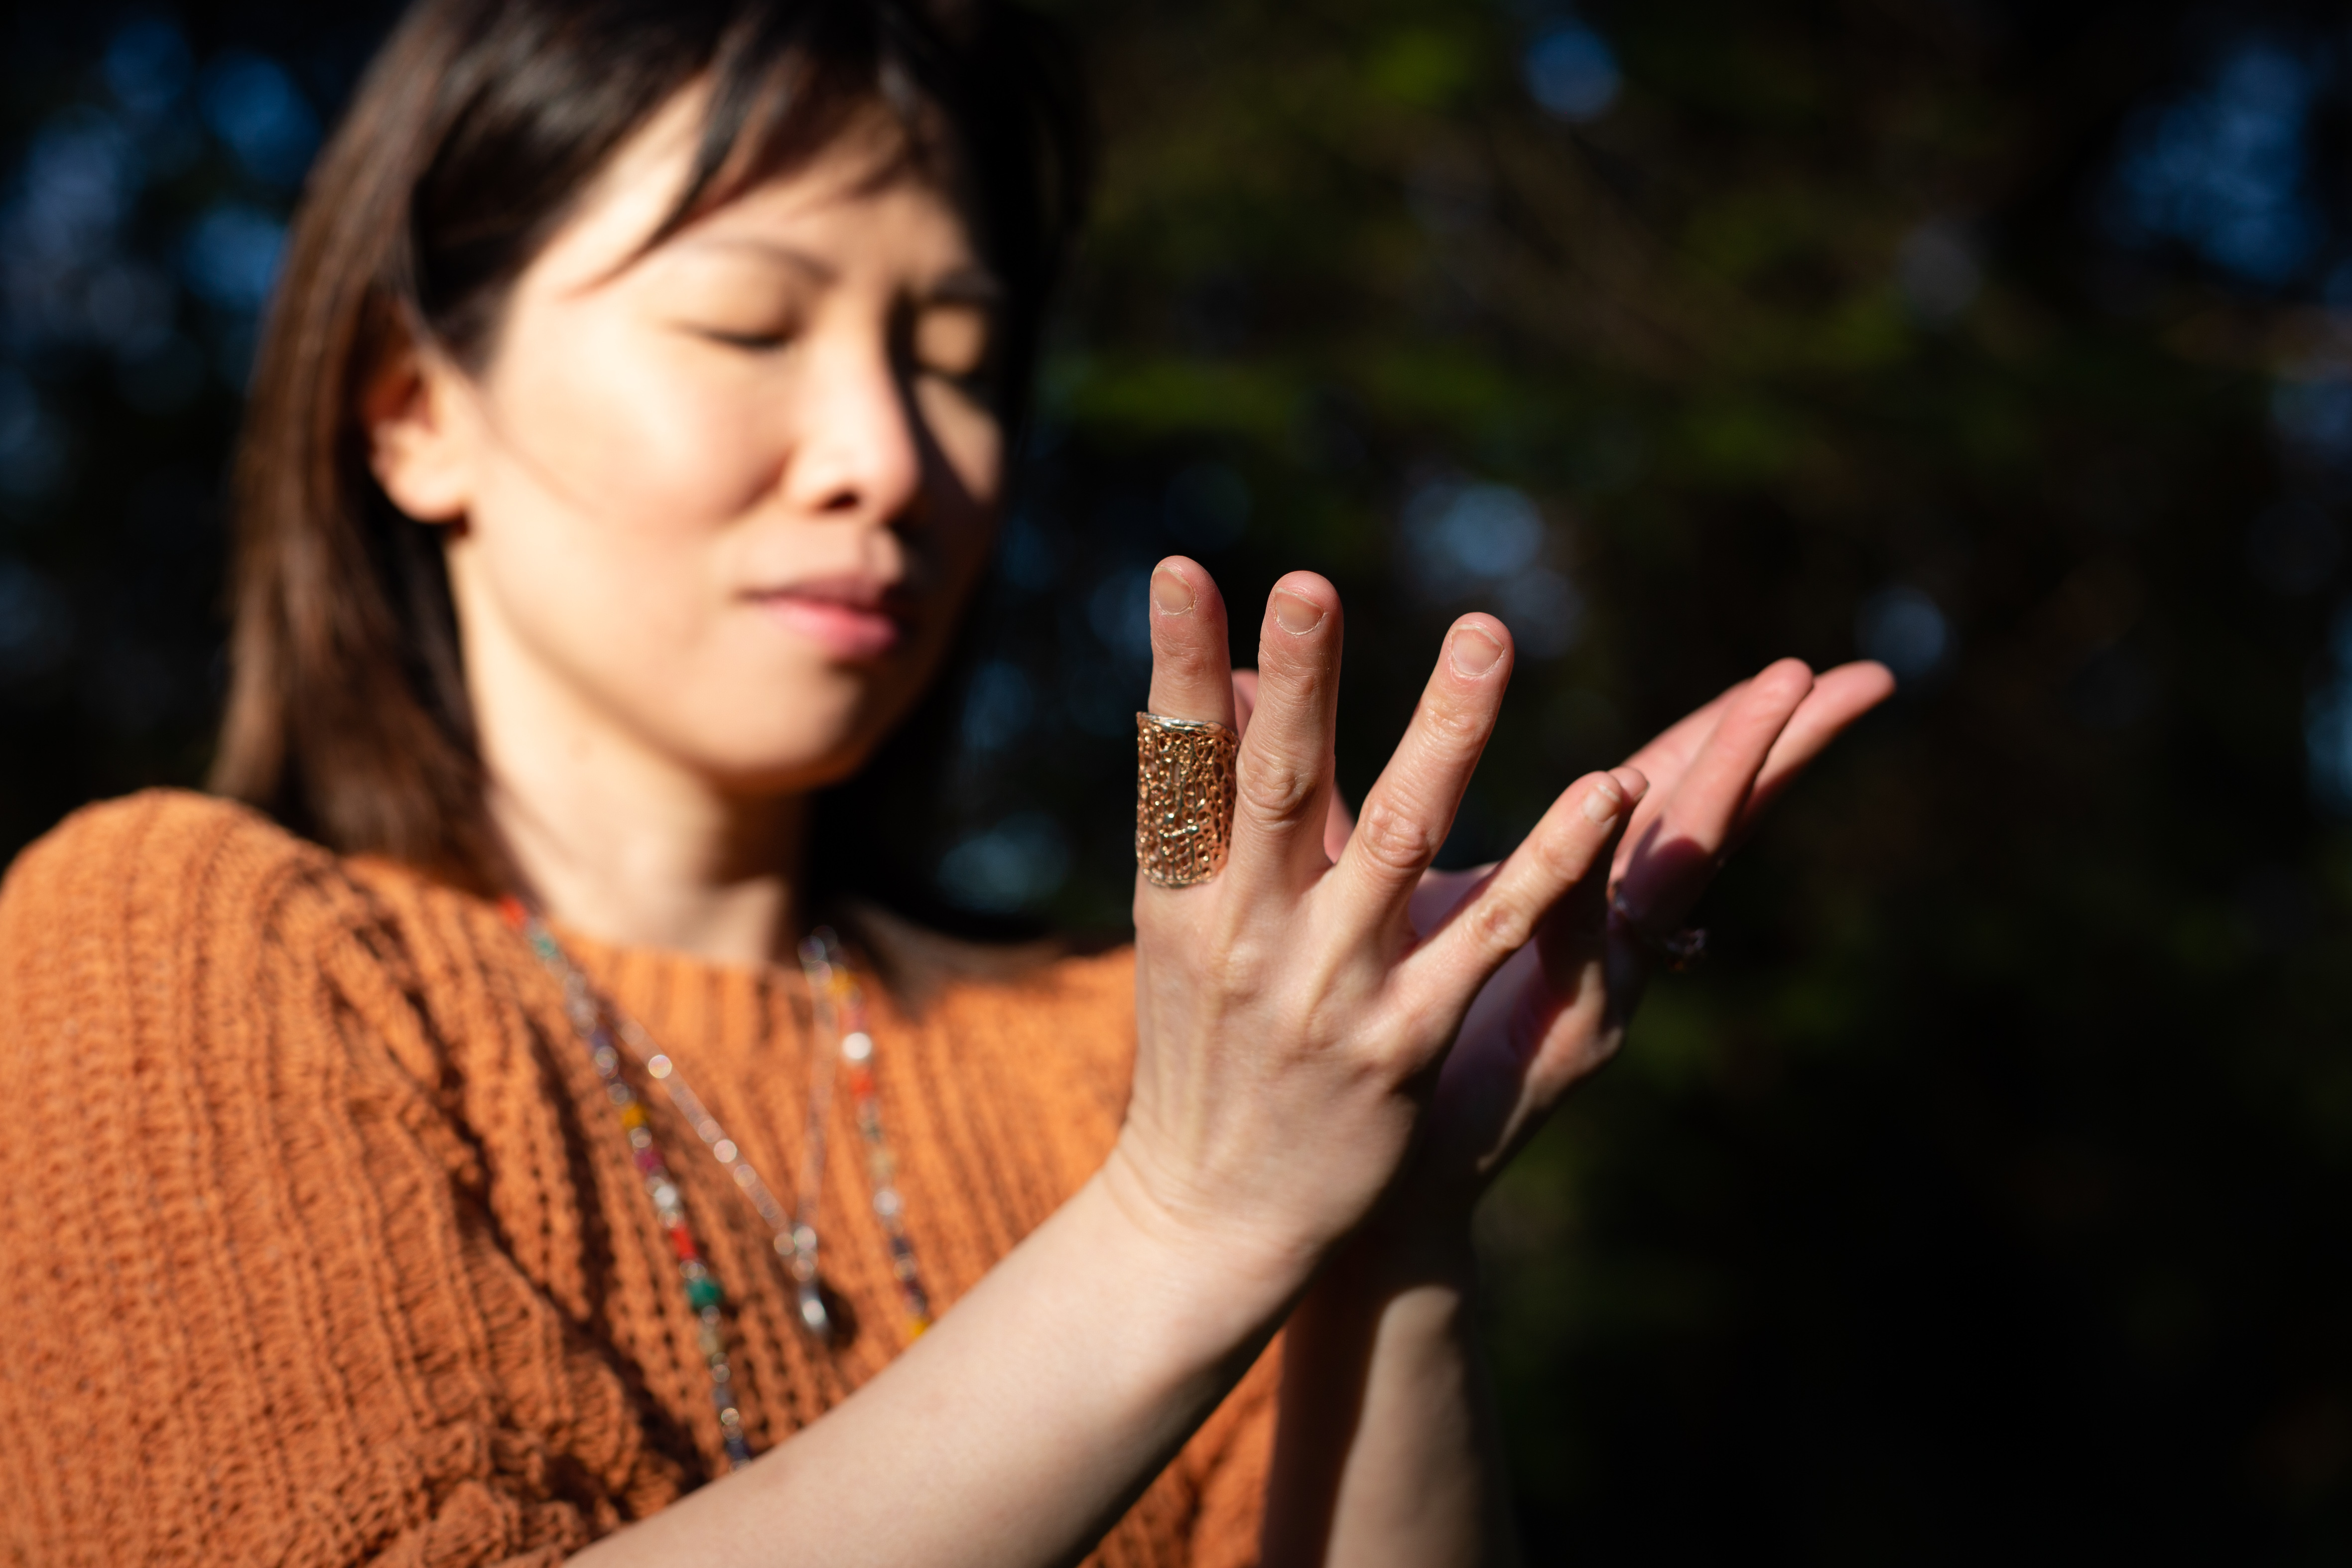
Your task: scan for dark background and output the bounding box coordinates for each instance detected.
[5,0,2351,1558]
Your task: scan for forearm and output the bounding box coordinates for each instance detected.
[1262,1210,1520,1568]
[574,1152,1300,1568]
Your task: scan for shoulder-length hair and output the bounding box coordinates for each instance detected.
[209,0,1087,895]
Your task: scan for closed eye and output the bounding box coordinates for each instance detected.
[906,301,995,390]
[693,327,796,351]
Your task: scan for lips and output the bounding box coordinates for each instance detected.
[747,576,912,660]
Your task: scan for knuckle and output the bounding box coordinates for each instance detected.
[1196,933,1260,998]
[1151,629,1218,684]
[1462,888,1532,957]
[1162,913,1272,1002]
[1535,1026,1623,1095]
[1530,816,1595,884]
[1418,693,1487,751]
[1237,754,1320,826]
[1351,797,1437,878]
[1387,990,1451,1055]
[1259,631,1327,675]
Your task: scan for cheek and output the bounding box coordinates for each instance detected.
[450,300,1005,786]
[458,309,784,765]
[493,307,781,534]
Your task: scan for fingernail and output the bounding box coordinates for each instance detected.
[1272,590,1324,635]
[1582,778,1624,824]
[1449,626,1503,677]
[1151,569,1193,616]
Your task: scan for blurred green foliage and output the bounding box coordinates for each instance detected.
[6,0,2352,1558]
[998,1,2352,1557]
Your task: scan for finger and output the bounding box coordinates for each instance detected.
[1326,614,1513,931]
[1235,667,1354,861]
[1620,682,1740,790]
[1612,659,1886,885]
[1408,767,1649,1003]
[1144,557,1237,729]
[1226,571,1346,894]
[1618,681,1750,912]
[1730,660,1893,839]
[1612,658,1813,921]
[1612,680,1743,865]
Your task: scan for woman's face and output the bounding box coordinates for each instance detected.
[373,95,1005,799]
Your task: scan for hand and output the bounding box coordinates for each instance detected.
[1396,658,1895,1212]
[1108,559,1645,1294]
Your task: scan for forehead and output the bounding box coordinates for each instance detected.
[528,89,985,297]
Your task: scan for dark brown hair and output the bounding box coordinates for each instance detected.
[210,0,1087,890]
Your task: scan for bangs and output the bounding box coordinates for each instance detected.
[215,0,1088,879]
[647,4,962,256]
[410,0,1082,389]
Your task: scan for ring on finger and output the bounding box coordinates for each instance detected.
[1608,889,1707,971]
[1135,712,1239,888]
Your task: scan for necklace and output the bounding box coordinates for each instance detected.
[793,931,934,1338]
[500,899,934,1472]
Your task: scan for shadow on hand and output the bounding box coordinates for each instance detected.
[1612,816,1719,939]
[1421,817,1721,1187]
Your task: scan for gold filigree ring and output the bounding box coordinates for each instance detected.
[1135,712,1239,888]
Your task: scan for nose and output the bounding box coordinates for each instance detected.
[782,331,926,527]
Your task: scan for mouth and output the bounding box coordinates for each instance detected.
[745,576,914,660]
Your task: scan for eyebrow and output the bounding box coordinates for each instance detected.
[675,237,1004,306]
[678,236,839,283]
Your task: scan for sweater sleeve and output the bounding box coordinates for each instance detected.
[0,792,679,1568]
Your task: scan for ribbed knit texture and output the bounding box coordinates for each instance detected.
[0,791,1274,1566]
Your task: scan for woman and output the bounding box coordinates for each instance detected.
[0,0,1891,1564]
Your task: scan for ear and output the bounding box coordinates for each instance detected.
[362,331,480,524]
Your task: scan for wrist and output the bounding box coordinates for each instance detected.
[1090,1132,1327,1343]
[1277,1201,1479,1353]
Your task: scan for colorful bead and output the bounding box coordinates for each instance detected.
[513,906,936,1478]
[800,928,933,1341]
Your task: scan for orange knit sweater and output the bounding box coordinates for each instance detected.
[0,791,1275,1566]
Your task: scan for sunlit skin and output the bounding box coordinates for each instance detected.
[368,96,1003,959]
[364,82,1896,1568]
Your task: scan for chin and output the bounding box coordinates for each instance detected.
[650,662,935,795]
[679,721,894,798]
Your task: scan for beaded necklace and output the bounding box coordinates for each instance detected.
[500,900,934,1472]
[793,931,934,1338]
